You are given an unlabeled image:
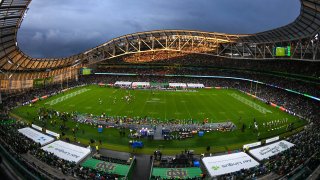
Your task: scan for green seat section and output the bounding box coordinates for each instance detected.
[82,158,130,176]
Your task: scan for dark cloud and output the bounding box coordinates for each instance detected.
[17,0,300,58]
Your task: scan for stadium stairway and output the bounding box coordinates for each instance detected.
[153,125,163,140]
[131,154,152,180]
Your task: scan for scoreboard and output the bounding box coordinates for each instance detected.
[80,67,92,75]
[273,46,291,57]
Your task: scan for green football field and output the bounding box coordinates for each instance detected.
[11,85,306,154]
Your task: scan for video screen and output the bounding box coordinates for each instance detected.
[273,46,291,57]
[80,68,92,75]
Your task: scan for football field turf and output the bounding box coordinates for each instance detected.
[11,85,306,154]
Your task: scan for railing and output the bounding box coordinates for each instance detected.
[125,156,137,180]
[148,156,154,180]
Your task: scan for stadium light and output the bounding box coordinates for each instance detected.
[7,58,13,64]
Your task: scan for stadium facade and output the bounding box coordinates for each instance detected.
[0,0,319,91]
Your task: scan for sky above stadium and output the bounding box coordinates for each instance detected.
[17,0,300,58]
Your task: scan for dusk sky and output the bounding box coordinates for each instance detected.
[17,0,301,58]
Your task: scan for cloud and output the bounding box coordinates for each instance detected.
[17,0,300,58]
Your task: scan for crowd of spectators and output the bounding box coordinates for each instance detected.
[103,52,320,78]
[0,119,128,179]
[29,148,77,176]
[94,65,320,97]
[1,64,319,179]
[0,120,58,179]
[2,73,319,123]
[217,121,320,179]
[74,166,123,179]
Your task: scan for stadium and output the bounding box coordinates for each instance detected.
[0,0,320,179]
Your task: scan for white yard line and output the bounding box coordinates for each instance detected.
[45,88,90,106]
[229,93,272,114]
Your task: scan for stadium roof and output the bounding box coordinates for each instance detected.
[0,0,319,72]
[240,0,320,43]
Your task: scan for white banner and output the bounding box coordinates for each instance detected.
[169,83,187,88]
[42,141,91,164]
[18,127,54,146]
[202,152,259,177]
[132,82,150,87]
[46,129,60,138]
[114,81,132,87]
[187,83,205,88]
[249,140,294,161]
[243,141,261,149]
[32,124,42,131]
[265,136,279,144]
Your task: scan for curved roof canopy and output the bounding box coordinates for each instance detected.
[0,0,319,73]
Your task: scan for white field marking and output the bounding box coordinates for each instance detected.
[146,101,156,103]
[198,112,205,115]
[146,98,163,103]
[229,93,272,114]
[146,100,165,103]
[180,100,186,103]
[151,98,161,101]
[106,108,112,111]
[85,106,92,109]
[45,88,90,106]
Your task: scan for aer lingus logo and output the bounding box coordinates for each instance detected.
[212,166,220,170]
[48,145,54,149]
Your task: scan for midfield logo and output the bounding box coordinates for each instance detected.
[96,162,116,172]
[166,169,187,178]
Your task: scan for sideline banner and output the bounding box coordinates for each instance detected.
[249,140,294,161]
[18,127,54,146]
[202,152,259,177]
[114,81,132,87]
[187,83,205,88]
[42,140,91,163]
[46,129,60,138]
[132,82,150,88]
[32,124,43,131]
[265,136,279,144]
[243,141,261,150]
[169,83,187,88]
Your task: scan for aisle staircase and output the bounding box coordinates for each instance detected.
[153,125,163,140]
